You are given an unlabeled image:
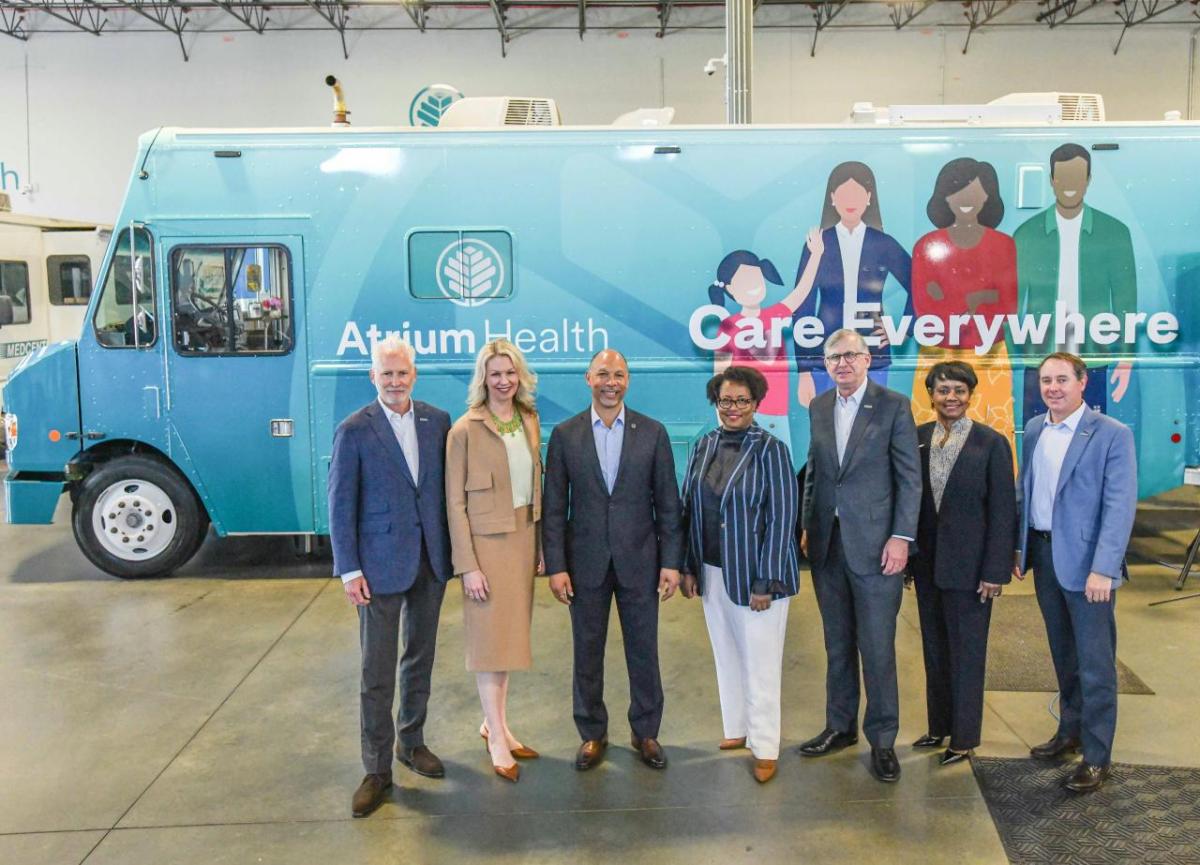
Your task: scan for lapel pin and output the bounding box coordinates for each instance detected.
[630,423,637,429]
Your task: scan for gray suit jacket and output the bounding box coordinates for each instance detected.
[802,380,921,576]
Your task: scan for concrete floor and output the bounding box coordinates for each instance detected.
[1,473,1197,865]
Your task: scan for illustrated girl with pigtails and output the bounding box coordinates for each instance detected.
[711,231,825,455]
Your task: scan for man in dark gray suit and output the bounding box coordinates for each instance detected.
[328,337,452,818]
[799,328,921,782]
[543,349,684,771]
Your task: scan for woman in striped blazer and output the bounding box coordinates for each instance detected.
[680,366,800,784]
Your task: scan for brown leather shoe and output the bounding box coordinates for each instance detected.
[351,772,392,818]
[480,726,539,760]
[753,759,777,783]
[575,737,608,771]
[396,744,445,778]
[1063,761,1110,793]
[492,762,520,783]
[719,737,748,751]
[631,735,667,770]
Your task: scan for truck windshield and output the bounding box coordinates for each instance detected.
[0,261,31,325]
[93,227,155,348]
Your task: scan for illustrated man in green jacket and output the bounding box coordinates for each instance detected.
[1013,143,1136,414]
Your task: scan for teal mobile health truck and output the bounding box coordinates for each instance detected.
[3,119,1198,577]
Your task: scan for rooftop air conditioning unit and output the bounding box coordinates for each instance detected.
[438,97,561,128]
[989,92,1105,122]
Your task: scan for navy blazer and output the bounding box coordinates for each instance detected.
[1017,407,1137,591]
[328,399,453,593]
[792,225,913,371]
[542,407,684,589]
[909,421,1017,591]
[681,424,800,605]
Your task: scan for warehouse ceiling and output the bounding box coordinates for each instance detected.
[0,0,1198,60]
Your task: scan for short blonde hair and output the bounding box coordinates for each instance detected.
[467,338,537,414]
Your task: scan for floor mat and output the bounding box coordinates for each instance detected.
[984,595,1153,694]
[973,756,1200,864]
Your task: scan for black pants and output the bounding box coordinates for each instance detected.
[811,523,904,748]
[914,578,992,750]
[358,553,446,774]
[570,564,663,742]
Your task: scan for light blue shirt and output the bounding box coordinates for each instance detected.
[834,378,868,465]
[1029,401,1087,532]
[379,397,418,482]
[591,404,626,493]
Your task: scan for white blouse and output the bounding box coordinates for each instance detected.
[501,427,533,508]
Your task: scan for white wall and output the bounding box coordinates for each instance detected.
[1,19,1199,223]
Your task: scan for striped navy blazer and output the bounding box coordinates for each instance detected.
[681,424,800,605]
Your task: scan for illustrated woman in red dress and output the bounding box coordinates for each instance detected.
[910,158,1016,451]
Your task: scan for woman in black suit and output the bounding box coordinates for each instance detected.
[908,360,1016,766]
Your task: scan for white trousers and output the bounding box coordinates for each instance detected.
[701,564,790,760]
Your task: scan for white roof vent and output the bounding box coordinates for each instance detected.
[990,92,1105,122]
[612,107,676,127]
[439,97,561,128]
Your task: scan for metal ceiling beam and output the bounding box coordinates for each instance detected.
[961,0,1016,54]
[809,0,848,57]
[401,0,426,32]
[212,0,268,32]
[1112,0,1186,53]
[305,0,349,58]
[1036,0,1101,27]
[19,0,106,33]
[121,0,190,59]
[488,0,508,56]
[888,0,934,28]
[655,0,673,36]
[0,1,29,39]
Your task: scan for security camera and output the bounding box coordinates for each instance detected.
[703,54,727,77]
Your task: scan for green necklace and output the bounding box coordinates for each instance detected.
[491,408,523,435]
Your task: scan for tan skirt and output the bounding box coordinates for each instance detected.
[463,506,537,672]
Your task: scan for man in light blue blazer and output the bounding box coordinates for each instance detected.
[1016,352,1137,794]
[328,336,453,817]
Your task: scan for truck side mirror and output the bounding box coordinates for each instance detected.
[0,295,13,327]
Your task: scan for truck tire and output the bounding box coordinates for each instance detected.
[72,454,209,579]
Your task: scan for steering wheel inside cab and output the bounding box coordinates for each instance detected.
[174,258,229,351]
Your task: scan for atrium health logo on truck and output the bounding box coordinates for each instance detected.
[436,238,505,307]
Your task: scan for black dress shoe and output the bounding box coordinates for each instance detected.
[938,748,971,767]
[798,727,859,757]
[396,744,445,778]
[351,772,392,818]
[1030,734,1082,761]
[575,737,608,771]
[912,733,945,749]
[1064,762,1111,793]
[870,747,901,782]
[631,735,667,770]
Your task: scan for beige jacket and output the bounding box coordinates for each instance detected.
[445,405,542,574]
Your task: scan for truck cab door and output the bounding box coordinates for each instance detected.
[161,236,311,534]
[77,224,170,455]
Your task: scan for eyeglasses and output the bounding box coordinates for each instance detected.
[825,351,867,366]
[717,397,756,410]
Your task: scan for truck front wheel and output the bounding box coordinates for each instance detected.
[72,455,209,579]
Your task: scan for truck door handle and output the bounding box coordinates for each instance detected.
[271,419,294,438]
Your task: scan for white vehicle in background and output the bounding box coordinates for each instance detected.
[0,200,110,458]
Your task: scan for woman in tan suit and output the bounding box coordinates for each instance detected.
[446,338,542,783]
